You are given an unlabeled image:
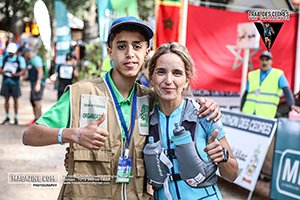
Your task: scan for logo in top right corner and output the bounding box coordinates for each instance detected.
[248,9,290,52]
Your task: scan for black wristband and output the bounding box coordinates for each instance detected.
[220,148,229,163]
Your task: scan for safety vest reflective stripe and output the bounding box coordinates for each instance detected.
[247,91,281,97]
[245,99,278,106]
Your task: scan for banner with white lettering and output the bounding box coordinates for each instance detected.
[221,110,277,191]
[54,0,71,66]
[270,118,300,200]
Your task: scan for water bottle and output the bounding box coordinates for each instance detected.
[172,123,216,187]
[143,136,169,189]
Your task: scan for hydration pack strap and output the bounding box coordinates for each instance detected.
[163,149,175,157]
[160,149,173,169]
[168,173,182,182]
[163,175,172,200]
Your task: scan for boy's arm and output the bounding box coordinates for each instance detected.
[23,114,109,150]
[196,98,221,122]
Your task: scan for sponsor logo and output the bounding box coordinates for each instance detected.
[276,149,300,199]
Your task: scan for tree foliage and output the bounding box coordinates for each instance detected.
[0,0,155,33]
[0,0,92,33]
[138,0,155,20]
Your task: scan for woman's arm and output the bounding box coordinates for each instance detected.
[204,130,239,182]
[218,137,239,182]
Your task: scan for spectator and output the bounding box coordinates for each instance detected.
[23,47,45,125]
[56,53,78,100]
[0,43,26,125]
[241,51,300,118]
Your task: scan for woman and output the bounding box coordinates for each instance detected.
[144,42,238,200]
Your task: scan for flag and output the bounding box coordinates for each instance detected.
[186,5,297,92]
[155,0,183,49]
[54,0,71,65]
[34,0,51,52]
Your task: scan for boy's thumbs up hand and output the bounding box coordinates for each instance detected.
[78,113,109,150]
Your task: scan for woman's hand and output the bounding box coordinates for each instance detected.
[204,129,239,182]
[204,130,224,163]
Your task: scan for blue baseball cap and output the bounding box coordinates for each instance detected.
[107,16,153,45]
[260,51,272,59]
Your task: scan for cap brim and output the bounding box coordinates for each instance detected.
[260,55,272,59]
[109,21,153,41]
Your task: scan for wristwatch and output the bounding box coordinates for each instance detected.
[221,148,229,163]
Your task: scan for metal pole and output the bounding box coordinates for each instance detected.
[241,49,250,95]
[180,0,188,46]
[247,191,253,200]
[294,9,300,93]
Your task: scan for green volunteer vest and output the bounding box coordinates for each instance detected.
[242,68,283,118]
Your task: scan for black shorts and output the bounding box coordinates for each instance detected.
[0,83,21,98]
[30,84,45,101]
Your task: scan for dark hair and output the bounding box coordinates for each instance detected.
[107,24,150,48]
[66,53,73,61]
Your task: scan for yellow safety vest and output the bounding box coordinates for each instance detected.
[242,68,283,118]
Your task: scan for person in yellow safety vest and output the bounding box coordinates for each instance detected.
[241,51,300,118]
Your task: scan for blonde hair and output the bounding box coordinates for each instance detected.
[148,42,194,81]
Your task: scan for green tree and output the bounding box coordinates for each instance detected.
[137,0,155,20]
[0,0,93,33]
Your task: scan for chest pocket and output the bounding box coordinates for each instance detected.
[73,149,113,176]
[64,149,113,199]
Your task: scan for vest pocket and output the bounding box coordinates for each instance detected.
[134,147,148,198]
[135,147,145,177]
[63,149,113,199]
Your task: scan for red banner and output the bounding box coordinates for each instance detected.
[186,5,297,92]
[155,1,181,49]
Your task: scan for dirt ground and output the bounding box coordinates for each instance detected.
[0,80,270,200]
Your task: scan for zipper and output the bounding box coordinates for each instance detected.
[166,116,181,199]
[121,140,126,200]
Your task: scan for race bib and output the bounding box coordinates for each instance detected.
[3,62,18,75]
[80,94,108,129]
[59,65,74,79]
[27,64,33,69]
[137,96,149,135]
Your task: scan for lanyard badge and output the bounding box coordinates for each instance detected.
[116,149,132,183]
[105,73,137,183]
